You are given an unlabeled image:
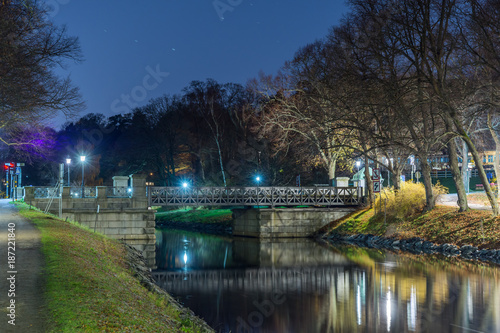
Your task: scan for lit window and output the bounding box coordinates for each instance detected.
[488,155,493,163]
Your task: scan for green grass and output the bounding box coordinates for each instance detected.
[155,207,233,225]
[15,202,213,333]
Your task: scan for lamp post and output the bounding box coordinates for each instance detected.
[255,176,261,207]
[80,155,86,198]
[66,158,71,186]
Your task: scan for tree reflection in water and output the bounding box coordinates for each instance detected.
[155,228,500,333]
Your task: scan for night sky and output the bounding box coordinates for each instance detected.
[50,0,349,127]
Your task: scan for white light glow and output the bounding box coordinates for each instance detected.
[357,284,362,325]
[407,286,417,331]
[387,289,392,332]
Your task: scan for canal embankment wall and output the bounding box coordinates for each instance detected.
[23,174,156,267]
[232,207,357,238]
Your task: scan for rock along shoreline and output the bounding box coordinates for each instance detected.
[322,233,500,265]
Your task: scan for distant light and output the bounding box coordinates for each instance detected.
[183,252,188,264]
[66,158,71,165]
[356,161,361,168]
[182,182,188,188]
[127,188,132,193]
[256,176,261,182]
[80,156,86,162]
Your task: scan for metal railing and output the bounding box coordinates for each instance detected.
[148,186,362,207]
[34,187,60,198]
[69,187,97,198]
[106,186,132,198]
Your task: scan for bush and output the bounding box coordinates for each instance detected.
[374,181,448,220]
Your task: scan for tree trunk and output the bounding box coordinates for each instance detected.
[444,113,467,211]
[328,159,336,185]
[420,158,435,211]
[364,155,373,207]
[449,112,498,215]
[462,140,469,192]
[391,169,401,190]
[487,110,500,197]
[447,137,468,212]
[214,137,227,187]
[463,134,499,215]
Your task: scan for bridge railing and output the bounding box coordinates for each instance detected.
[148,186,362,207]
[69,186,97,198]
[34,187,60,198]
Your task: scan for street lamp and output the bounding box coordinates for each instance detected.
[356,161,361,172]
[255,175,262,208]
[80,155,86,198]
[182,182,188,189]
[66,158,71,186]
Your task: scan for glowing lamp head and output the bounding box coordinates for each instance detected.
[256,176,261,182]
[80,155,86,162]
[182,182,188,188]
[66,158,71,165]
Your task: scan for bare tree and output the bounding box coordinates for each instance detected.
[0,0,84,149]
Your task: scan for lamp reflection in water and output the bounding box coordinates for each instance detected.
[407,286,417,331]
[357,285,362,326]
[386,287,392,332]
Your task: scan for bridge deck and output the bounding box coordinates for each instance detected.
[148,186,362,207]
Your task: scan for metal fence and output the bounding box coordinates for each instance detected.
[34,187,60,199]
[148,186,362,207]
[69,187,97,198]
[106,186,132,198]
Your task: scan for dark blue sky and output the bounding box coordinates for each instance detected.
[50,0,349,126]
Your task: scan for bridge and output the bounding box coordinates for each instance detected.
[148,186,362,207]
[26,181,362,241]
[150,186,361,238]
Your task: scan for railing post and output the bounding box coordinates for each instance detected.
[147,186,152,207]
[271,187,274,208]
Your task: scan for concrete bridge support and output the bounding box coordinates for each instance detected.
[24,175,156,267]
[232,207,356,238]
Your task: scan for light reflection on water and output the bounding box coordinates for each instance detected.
[154,228,500,333]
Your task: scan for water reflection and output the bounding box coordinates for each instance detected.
[154,228,500,333]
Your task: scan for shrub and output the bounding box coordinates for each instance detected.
[374,181,448,220]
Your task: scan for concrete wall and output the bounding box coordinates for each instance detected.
[24,174,156,267]
[232,207,356,238]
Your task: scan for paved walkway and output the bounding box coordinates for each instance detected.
[0,200,46,332]
[437,193,493,210]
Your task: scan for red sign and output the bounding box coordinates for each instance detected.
[372,168,380,180]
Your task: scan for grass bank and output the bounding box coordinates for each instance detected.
[323,183,500,249]
[155,207,233,225]
[15,202,213,332]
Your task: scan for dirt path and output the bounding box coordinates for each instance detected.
[0,200,47,332]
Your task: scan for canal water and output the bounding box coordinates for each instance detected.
[154,228,500,333]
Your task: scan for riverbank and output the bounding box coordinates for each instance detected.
[155,208,232,235]
[15,202,213,332]
[320,204,500,264]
